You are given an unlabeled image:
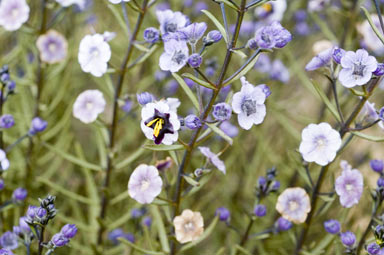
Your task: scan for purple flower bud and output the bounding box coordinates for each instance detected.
[294,10,307,22]
[367,242,381,255]
[142,216,152,227]
[212,103,232,121]
[332,48,345,64]
[0,179,4,191]
[7,81,15,91]
[1,73,9,83]
[136,92,154,106]
[19,217,31,233]
[184,114,202,130]
[323,219,340,234]
[188,54,202,68]
[379,107,384,121]
[271,180,280,191]
[377,177,384,187]
[108,229,124,245]
[131,208,145,218]
[0,115,14,129]
[12,188,27,202]
[51,233,69,247]
[254,204,267,217]
[258,176,267,187]
[340,231,356,247]
[121,99,133,113]
[61,224,77,239]
[374,63,384,76]
[371,160,384,173]
[26,206,37,220]
[122,233,135,243]
[143,27,160,44]
[0,249,13,255]
[12,226,20,236]
[205,30,222,45]
[36,207,47,219]
[0,232,18,250]
[29,117,47,135]
[276,217,293,232]
[215,207,230,222]
[247,38,258,50]
[256,84,271,98]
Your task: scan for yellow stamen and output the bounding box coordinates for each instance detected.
[153,119,164,137]
[146,118,159,127]
[262,3,272,12]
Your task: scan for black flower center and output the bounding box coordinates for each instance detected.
[172,51,187,65]
[145,109,174,144]
[165,23,177,33]
[241,99,257,116]
[352,63,365,76]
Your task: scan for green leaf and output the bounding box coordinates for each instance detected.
[107,4,129,38]
[310,234,336,255]
[206,123,233,145]
[134,44,159,66]
[134,43,150,52]
[311,80,341,122]
[150,206,170,253]
[172,73,200,110]
[181,73,217,90]
[351,131,384,142]
[180,216,219,252]
[42,142,102,171]
[143,144,185,151]
[223,52,261,86]
[201,10,228,44]
[361,6,384,45]
[183,175,200,187]
[213,0,239,11]
[234,245,252,255]
[118,238,166,255]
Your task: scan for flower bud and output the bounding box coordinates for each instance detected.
[29,117,47,135]
[61,224,78,239]
[215,207,230,222]
[374,63,384,76]
[366,242,380,255]
[254,204,267,217]
[371,160,384,173]
[0,115,14,129]
[143,27,160,43]
[136,92,154,106]
[332,47,345,64]
[188,53,202,68]
[51,233,69,247]
[12,188,27,202]
[276,217,292,231]
[323,219,340,234]
[212,103,232,121]
[340,231,356,247]
[184,114,202,130]
[203,30,222,46]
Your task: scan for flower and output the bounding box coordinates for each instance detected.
[374,63,384,76]
[73,90,106,124]
[358,15,384,55]
[367,243,381,255]
[254,204,267,217]
[275,217,293,231]
[340,231,356,247]
[0,232,18,250]
[12,188,27,201]
[335,160,363,208]
[0,249,13,255]
[156,10,188,35]
[108,229,134,244]
[276,187,311,224]
[128,164,163,204]
[254,21,292,49]
[204,30,222,45]
[338,49,377,88]
[36,30,68,64]
[254,0,287,22]
[159,39,189,72]
[323,219,340,234]
[371,159,384,173]
[0,0,30,31]
[359,101,378,123]
[173,209,204,244]
[215,207,230,222]
[60,224,77,239]
[198,147,226,174]
[108,0,130,4]
[51,233,69,247]
[142,216,152,227]
[29,117,47,135]
[55,0,86,9]
[78,33,111,77]
[188,54,202,68]
[141,100,180,145]
[212,103,232,121]
[305,47,333,71]
[137,92,155,106]
[184,115,202,130]
[299,122,341,166]
[0,150,10,171]
[143,27,160,43]
[180,22,207,45]
[19,217,31,234]
[0,115,14,129]
[333,47,346,64]
[232,77,267,130]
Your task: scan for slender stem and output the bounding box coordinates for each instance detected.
[305,164,314,188]
[245,0,265,10]
[239,218,254,246]
[96,0,148,246]
[330,76,345,124]
[348,119,380,131]
[357,199,381,254]
[169,2,247,254]
[5,134,28,153]
[121,2,131,37]
[26,243,31,255]
[38,226,45,255]
[195,68,216,87]
[373,0,384,35]
[220,3,230,44]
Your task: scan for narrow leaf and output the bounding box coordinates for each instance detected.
[351,131,384,142]
[311,80,341,122]
[361,6,384,45]
[182,73,217,90]
[143,144,185,151]
[213,0,239,11]
[207,123,233,145]
[183,175,200,187]
[172,73,200,110]
[223,52,261,86]
[201,10,228,44]
[150,206,170,253]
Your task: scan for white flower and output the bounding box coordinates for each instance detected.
[128,164,163,204]
[198,147,226,174]
[0,149,9,171]
[299,123,342,166]
[156,10,188,35]
[141,101,180,145]
[109,0,130,4]
[0,0,30,31]
[231,77,267,130]
[173,209,204,244]
[335,161,363,208]
[165,98,180,112]
[254,0,287,23]
[55,0,86,9]
[73,90,106,124]
[78,34,111,77]
[159,39,189,73]
[358,14,384,56]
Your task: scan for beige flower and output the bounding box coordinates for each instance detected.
[173,209,204,243]
[275,187,311,224]
[36,30,68,64]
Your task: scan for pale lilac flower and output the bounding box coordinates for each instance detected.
[128,164,163,204]
[55,0,86,9]
[299,123,341,166]
[276,187,311,224]
[270,59,290,83]
[198,147,226,174]
[0,232,18,250]
[358,15,384,55]
[102,31,116,42]
[108,0,130,4]
[0,249,13,255]
[212,103,232,121]
[254,0,287,22]
[338,49,377,88]
[0,150,9,171]
[232,77,266,130]
[333,48,346,64]
[359,101,378,123]
[51,233,69,247]
[159,39,189,72]
[78,33,111,77]
[180,22,207,45]
[335,160,363,208]
[143,27,160,43]
[254,21,292,49]
[156,10,188,35]
[165,98,180,112]
[305,48,333,71]
[0,114,14,129]
[340,231,356,247]
[36,30,68,64]
[220,121,239,138]
[141,100,180,145]
[73,90,106,124]
[0,0,30,31]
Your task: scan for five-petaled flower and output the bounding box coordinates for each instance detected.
[276,187,311,224]
[335,160,363,208]
[173,209,204,244]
